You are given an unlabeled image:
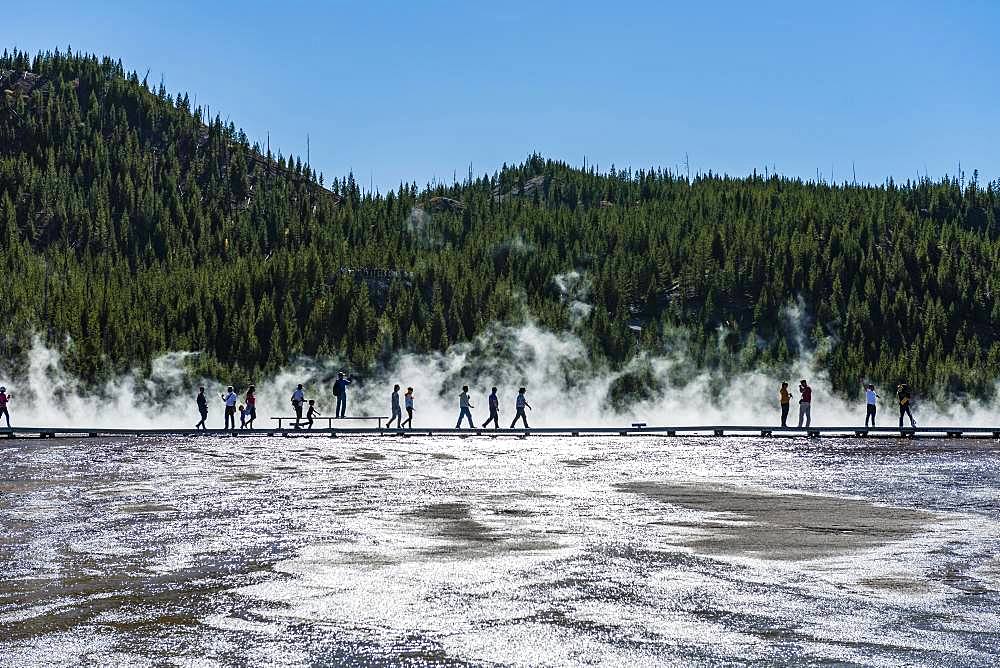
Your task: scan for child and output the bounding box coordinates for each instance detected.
[239,404,249,429]
[306,399,320,429]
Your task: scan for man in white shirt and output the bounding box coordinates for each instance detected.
[221,386,238,430]
[291,384,305,428]
[864,383,879,427]
[456,386,474,428]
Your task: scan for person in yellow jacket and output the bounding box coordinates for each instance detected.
[778,381,791,427]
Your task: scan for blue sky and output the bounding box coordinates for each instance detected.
[7,1,999,191]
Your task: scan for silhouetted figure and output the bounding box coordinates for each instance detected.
[239,404,249,429]
[306,400,320,429]
[864,383,879,427]
[402,387,414,429]
[483,387,500,429]
[897,384,917,429]
[245,385,257,428]
[333,372,352,418]
[797,380,812,428]
[0,386,11,429]
[222,386,238,430]
[291,384,305,428]
[778,382,790,427]
[195,387,208,429]
[456,386,474,428]
[387,384,402,428]
[510,387,532,429]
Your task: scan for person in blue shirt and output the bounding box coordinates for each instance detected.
[482,387,500,429]
[333,372,352,418]
[509,387,532,428]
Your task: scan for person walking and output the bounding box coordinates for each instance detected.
[195,387,208,429]
[245,385,257,429]
[0,386,11,429]
[239,404,249,429]
[897,383,917,429]
[797,379,812,428]
[333,372,352,418]
[510,387,532,429]
[456,386,475,428]
[778,382,791,427]
[402,387,414,429]
[387,384,402,428]
[291,384,305,428]
[864,383,879,427]
[306,400,321,429]
[482,387,500,429]
[221,386,238,430]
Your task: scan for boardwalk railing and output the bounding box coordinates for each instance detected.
[3,425,1000,439]
[271,416,389,429]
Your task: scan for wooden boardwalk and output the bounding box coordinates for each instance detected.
[3,425,1000,439]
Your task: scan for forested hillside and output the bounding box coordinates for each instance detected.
[3,48,1000,399]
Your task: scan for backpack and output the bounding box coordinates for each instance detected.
[332,382,342,397]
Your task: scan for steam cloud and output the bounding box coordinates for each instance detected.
[1,316,997,429]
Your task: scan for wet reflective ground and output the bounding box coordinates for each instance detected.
[1,434,999,666]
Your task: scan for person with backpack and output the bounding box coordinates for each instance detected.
[897,383,917,429]
[456,386,474,428]
[291,384,305,428]
[482,387,500,429]
[797,379,812,428]
[510,387,532,429]
[864,383,880,427]
[387,384,402,428]
[333,372,352,418]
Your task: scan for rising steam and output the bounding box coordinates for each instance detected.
[1,314,997,429]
